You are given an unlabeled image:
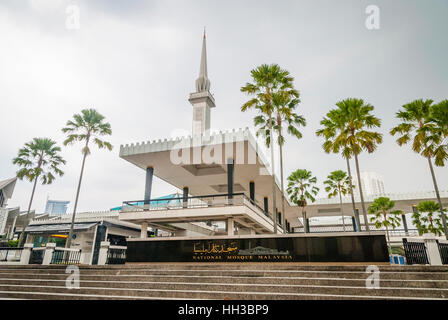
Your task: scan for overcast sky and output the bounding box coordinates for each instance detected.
[1,0,447,213]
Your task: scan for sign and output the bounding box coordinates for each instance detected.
[126,234,389,263]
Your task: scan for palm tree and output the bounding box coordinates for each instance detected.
[286,169,319,233]
[429,100,448,167]
[316,110,360,230]
[412,200,446,236]
[241,64,296,233]
[62,109,112,248]
[324,170,352,232]
[390,99,448,239]
[317,99,383,231]
[368,197,402,252]
[254,91,305,233]
[12,138,66,246]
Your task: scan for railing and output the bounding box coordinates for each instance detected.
[403,238,429,265]
[29,247,45,265]
[122,193,248,211]
[51,248,82,265]
[438,242,448,265]
[0,247,23,262]
[106,246,127,265]
[293,225,419,235]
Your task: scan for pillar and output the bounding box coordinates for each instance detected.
[9,215,18,240]
[227,159,234,203]
[402,213,409,236]
[352,216,357,232]
[42,243,56,265]
[423,233,442,265]
[227,218,234,236]
[98,241,110,266]
[263,197,269,217]
[249,181,255,203]
[355,208,361,231]
[141,222,148,239]
[278,211,282,226]
[144,167,154,206]
[183,186,189,208]
[20,243,33,265]
[305,218,310,233]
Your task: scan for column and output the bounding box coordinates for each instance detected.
[20,243,33,265]
[98,241,110,266]
[227,159,234,203]
[227,218,234,236]
[305,218,310,233]
[183,186,189,209]
[141,222,148,239]
[144,166,154,208]
[249,181,255,203]
[352,216,357,232]
[423,233,442,266]
[9,215,18,240]
[42,243,56,265]
[402,213,409,236]
[263,197,269,217]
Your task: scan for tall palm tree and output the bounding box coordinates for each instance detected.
[332,98,383,231]
[429,100,448,167]
[286,169,319,233]
[316,110,360,230]
[62,109,112,248]
[254,91,305,233]
[12,138,66,246]
[390,99,448,239]
[241,64,296,233]
[324,170,352,232]
[368,197,402,253]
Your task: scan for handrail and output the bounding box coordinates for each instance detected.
[123,192,246,205]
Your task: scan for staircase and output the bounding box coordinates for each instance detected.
[0,263,447,300]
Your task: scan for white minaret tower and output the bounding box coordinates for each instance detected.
[189,30,216,136]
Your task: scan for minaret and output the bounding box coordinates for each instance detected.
[189,30,216,136]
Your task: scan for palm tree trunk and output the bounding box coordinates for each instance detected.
[17,176,39,247]
[66,151,88,248]
[385,222,391,254]
[269,117,278,234]
[279,138,286,234]
[345,157,360,231]
[354,153,370,231]
[427,156,448,240]
[338,190,346,232]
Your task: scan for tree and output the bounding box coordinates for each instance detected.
[317,98,383,231]
[316,109,360,230]
[62,109,112,248]
[390,99,448,239]
[324,170,352,231]
[286,169,319,233]
[412,200,446,236]
[12,138,66,246]
[368,197,402,252]
[254,91,306,233]
[241,64,296,233]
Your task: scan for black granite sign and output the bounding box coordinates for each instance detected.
[126,234,389,263]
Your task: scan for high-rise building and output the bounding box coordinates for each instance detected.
[45,199,70,215]
[352,172,385,197]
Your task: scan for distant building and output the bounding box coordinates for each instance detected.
[45,200,70,215]
[352,172,385,197]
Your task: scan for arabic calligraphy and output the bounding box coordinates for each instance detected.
[193,242,238,254]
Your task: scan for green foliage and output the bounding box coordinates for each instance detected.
[62,108,113,155]
[316,98,383,159]
[390,99,448,167]
[368,197,402,230]
[12,138,66,184]
[412,200,446,236]
[390,246,405,256]
[286,169,319,207]
[324,170,352,199]
[7,240,19,247]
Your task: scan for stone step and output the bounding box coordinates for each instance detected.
[1,264,447,272]
[1,268,446,280]
[0,273,447,288]
[0,284,444,300]
[0,280,446,298]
